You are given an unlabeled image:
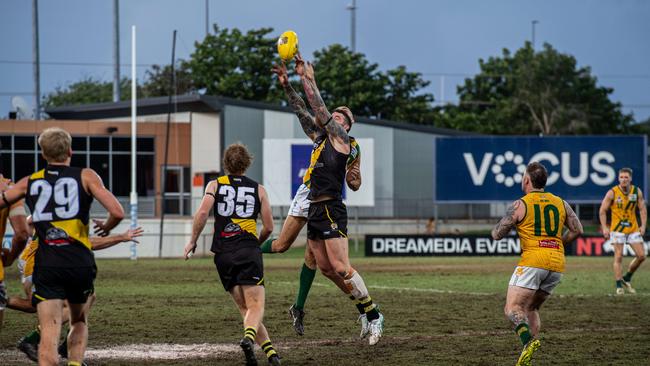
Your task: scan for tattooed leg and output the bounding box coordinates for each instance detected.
[505,285,535,346]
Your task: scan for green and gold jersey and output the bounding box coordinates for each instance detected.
[610,185,639,234]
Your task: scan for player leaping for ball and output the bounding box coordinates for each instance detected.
[269,60,369,337]
[288,52,383,345]
[492,162,583,366]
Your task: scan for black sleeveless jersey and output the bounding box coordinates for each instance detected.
[306,134,350,200]
[211,175,261,253]
[25,165,95,268]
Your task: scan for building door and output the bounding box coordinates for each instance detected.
[162,166,191,215]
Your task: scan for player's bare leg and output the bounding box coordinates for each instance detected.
[613,243,625,294]
[622,242,646,293]
[37,299,65,366]
[231,285,279,365]
[66,302,89,365]
[272,216,307,253]
[323,237,383,344]
[505,286,540,366]
[526,290,549,338]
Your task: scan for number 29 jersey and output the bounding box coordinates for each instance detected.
[26,165,94,268]
[211,175,261,254]
[516,191,567,273]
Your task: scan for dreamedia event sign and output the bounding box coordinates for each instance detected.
[366,235,521,256]
[366,235,650,257]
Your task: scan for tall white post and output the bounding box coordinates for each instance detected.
[130,25,138,260]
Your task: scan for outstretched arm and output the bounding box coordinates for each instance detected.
[492,200,525,240]
[346,156,361,191]
[295,53,349,145]
[272,61,321,141]
[562,201,584,244]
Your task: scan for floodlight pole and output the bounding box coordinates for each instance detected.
[113,0,121,102]
[347,0,357,52]
[32,0,40,119]
[532,20,539,50]
[205,0,209,36]
[130,25,138,260]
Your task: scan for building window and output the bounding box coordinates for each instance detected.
[0,134,155,199]
[162,166,191,216]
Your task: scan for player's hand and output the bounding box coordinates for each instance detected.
[602,227,610,240]
[303,60,316,83]
[183,241,197,260]
[92,219,111,237]
[347,165,360,182]
[639,226,646,235]
[294,52,306,77]
[271,61,289,87]
[122,227,144,243]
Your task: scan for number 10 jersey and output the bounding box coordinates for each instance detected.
[26,165,94,268]
[515,191,567,273]
[211,175,261,254]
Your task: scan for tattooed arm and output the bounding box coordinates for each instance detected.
[295,53,350,151]
[562,201,584,244]
[491,200,525,240]
[272,62,321,141]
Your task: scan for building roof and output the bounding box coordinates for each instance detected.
[45,94,471,136]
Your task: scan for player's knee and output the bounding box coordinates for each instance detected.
[638,254,646,262]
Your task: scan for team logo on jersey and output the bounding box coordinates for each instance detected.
[629,194,637,202]
[44,227,70,246]
[220,223,242,238]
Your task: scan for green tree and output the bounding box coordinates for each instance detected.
[43,77,134,107]
[310,44,436,123]
[141,61,195,98]
[188,24,281,102]
[439,42,633,134]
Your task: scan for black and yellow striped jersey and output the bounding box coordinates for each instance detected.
[25,165,94,268]
[305,135,358,200]
[210,175,261,253]
[610,185,639,234]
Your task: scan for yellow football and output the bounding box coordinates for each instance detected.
[277,30,299,60]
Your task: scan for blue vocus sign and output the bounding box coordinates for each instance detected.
[435,136,647,202]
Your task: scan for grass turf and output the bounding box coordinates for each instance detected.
[1,246,649,365]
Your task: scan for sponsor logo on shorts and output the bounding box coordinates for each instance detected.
[331,222,339,231]
[538,239,560,249]
[515,267,524,276]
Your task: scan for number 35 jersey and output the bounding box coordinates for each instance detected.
[26,165,94,268]
[516,191,567,273]
[211,175,261,254]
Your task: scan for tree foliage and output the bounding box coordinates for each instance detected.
[43,77,134,107]
[438,42,633,134]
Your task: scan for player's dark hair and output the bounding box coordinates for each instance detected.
[619,167,633,177]
[223,143,253,175]
[526,162,548,189]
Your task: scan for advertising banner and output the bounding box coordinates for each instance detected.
[435,136,647,202]
[365,235,649,257]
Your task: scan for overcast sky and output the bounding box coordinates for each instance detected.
[1,0,648,122]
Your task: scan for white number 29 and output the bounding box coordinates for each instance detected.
[30,178,80,222]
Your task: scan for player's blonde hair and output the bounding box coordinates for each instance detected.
[223,143,253,175]
[38,127,72,163]
[619,167,633,177]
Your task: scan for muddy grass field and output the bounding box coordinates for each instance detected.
[1,247,649,365]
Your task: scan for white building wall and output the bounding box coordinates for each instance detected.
[190,112,221,212]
